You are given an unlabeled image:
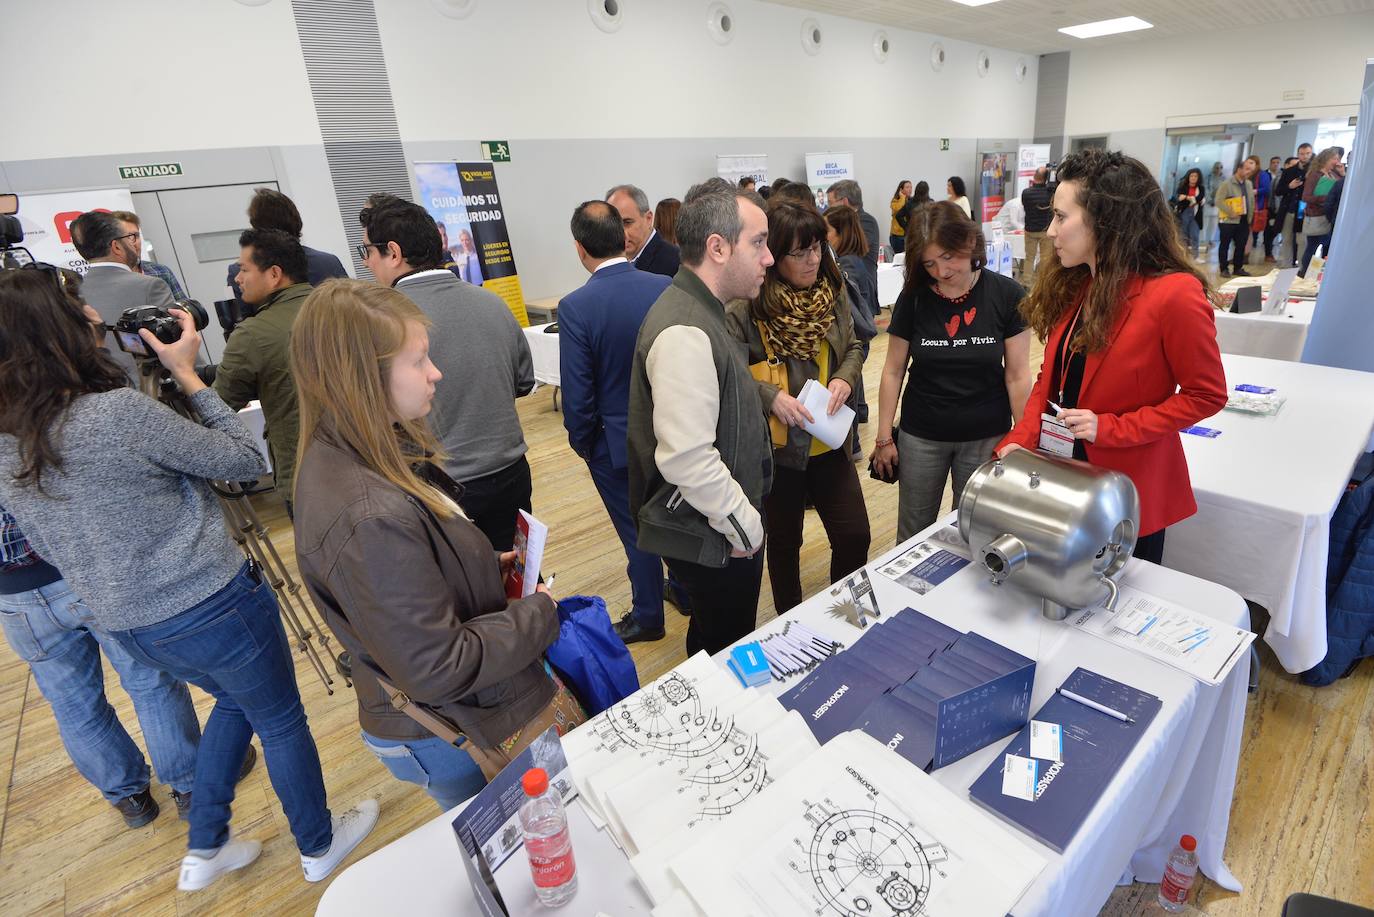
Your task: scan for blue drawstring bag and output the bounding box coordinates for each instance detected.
[544,595,640,716]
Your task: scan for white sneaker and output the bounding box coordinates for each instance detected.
[178,833,262,891]
[300,798,379,883]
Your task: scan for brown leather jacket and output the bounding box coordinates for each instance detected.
[293,429,557,748]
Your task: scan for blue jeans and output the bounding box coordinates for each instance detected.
[360,730,486,811]
[1177,212,1200,254]
[0,580,200,802]
[112,563,332,854]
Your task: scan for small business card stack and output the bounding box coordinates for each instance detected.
[779,607,1035,771]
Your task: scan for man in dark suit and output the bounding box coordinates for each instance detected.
[225,188,349,299]
[607,183,680,278]
[70,210,178,383]
[826,180,880,306]
[559,201,676,643]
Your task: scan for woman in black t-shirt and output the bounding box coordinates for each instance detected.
[871,201,1032,541]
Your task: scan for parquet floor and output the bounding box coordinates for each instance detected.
[0,301,1369,915]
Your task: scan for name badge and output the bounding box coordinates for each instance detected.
[1038,412,1074,457]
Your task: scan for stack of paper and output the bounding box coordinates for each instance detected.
[660,731,1046,916]
[796,378,855,450]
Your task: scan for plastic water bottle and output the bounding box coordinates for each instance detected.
[1158,834,1198,911]
[519,768,578,907]
[1310,245,1326,282]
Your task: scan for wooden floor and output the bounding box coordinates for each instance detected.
[1,288,1370,915]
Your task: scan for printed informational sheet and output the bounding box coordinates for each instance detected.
[875,538,971,596]
[1067,586,1255,686]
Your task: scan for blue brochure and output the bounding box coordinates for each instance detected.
[968,668,1162,852]
[859,693,938,770]
[779,655,890,744]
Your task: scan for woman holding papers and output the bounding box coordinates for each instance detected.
[726,201,870,615]
[995,149,1227,564]
[291,280,583,810]
[872,201,1032,541]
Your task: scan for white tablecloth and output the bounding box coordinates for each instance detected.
[522,322,560,388]
[1166,353,1374,673]
[876,262,903,308]
[318,517,1250,917]
[236,401,272,473]
[1212,300,1316,362]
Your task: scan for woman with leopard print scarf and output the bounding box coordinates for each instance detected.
[725,201,870,615]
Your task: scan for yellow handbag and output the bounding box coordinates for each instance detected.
[749,320,790,448]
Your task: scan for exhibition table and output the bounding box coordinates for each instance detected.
[1166,353,1374,673]
[522,322,561,389]
[1212,300,1316,362]
[317,516,1249,917]
[876,262,903,308]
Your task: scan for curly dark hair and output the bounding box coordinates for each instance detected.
[1022,148,1212,353]
[0,270,128,492]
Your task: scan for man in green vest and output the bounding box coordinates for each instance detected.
[627,179,775,656]
[213,228,311,518]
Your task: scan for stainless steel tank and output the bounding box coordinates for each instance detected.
[957,449,1140,620]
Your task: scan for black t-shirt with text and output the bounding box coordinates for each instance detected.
[888,270,1027,442]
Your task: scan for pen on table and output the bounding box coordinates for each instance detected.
[1058,687,1135,723]
[543,573,556,593]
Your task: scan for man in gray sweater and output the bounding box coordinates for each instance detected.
[360,200,536,550]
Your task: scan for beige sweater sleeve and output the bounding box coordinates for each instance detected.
[645,325,764,553]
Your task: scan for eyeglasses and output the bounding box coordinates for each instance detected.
[785,242,823,262]
[115,231,141,244]
[355,242,383,261]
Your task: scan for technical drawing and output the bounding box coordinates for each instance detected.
[773,799,957,917]
[588,672,734,758]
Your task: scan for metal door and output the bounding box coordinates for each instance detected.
[151,181,276,362]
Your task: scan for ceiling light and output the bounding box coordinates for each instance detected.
[949,0,1003,6]
[1058,16,1152,39]
[1257,122,1282,131]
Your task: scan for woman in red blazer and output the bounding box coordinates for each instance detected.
[995,149,1228,564]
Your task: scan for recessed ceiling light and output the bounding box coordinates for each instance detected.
[1257,122,1283,131]
[1058,16,1152,39]
[949,0,1003,6]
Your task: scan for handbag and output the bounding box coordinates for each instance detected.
[543,595,640,716]
[749,319,790,448]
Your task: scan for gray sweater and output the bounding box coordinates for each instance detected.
[0,387,267,630]
[394,271,534,482]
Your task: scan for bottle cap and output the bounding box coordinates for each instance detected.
[1179,834,1196,852]
[522,767,549,797]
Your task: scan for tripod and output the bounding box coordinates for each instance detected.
[137,365,336,693]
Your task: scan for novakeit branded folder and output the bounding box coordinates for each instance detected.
[778,655,889,744]
[968,667,1162,853]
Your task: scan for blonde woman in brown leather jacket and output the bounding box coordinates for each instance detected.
[290,280,583,809]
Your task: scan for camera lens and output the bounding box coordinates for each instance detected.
[175,299,209,332]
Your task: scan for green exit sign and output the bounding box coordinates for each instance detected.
[118,162,183,179]
[480,140,511,162]
[939,138,950,151]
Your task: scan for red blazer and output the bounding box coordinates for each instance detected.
[997,273,1228,536]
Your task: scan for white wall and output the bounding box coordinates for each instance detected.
[376,0,1037,142]
[1064,15,1374,135]
[1,0,322,161]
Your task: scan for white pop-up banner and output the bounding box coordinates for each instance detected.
[806,151,854,202]
[716,154,768,187]
[10,187,136,273]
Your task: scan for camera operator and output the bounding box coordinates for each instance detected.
[69,210,176,382]
[0,270,377,891]
[213,229,311,518]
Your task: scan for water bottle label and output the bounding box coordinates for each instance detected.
[526,833,576,888]
[1159,863,1193,902]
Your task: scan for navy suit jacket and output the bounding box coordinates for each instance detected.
[558,262,671,469]
[633,231,681,278]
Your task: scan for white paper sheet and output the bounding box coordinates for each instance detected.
[797,378,855,450]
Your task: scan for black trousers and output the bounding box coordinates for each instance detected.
[457,455,533,552]
[1217,222,1248,273]
[1135,529,1166,565]
[666,547,765,656]
[763,449,871,614]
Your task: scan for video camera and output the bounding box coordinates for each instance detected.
[112,301,211,360]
